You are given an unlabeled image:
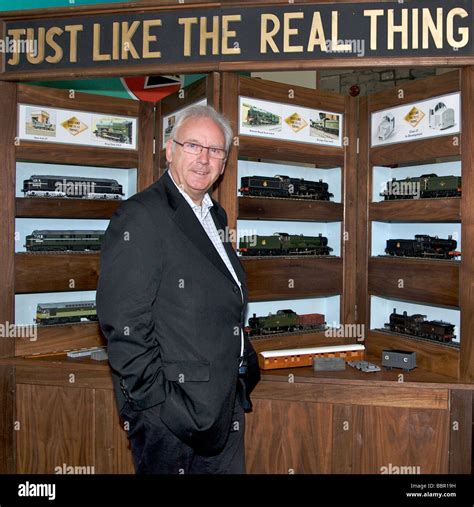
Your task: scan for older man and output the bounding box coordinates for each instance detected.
[96,105,259,474]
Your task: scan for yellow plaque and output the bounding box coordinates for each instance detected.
[285,112,308,133]
[61,116,88,136]
[404,106,425,128]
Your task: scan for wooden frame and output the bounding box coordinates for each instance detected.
[357,70,474,381]
[0,83,154,359]
[0,0,473,477]
[219,73,357,352]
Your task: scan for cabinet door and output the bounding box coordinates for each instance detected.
[15,383,134,474]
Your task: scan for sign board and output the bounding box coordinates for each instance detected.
[2,1,473,74]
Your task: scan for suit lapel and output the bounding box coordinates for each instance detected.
[210,207,247,290]
[162,172,241,288]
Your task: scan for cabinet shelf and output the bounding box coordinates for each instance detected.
[368,256,459,307]
[239,136,344,167]
[367,329,459,379]
[15,252,100,293]
[370,198,461,223]
[238,196,342,221]
[250,328,359,354]
[15,322,105,358]
[242,256,342,301]
[16,197,120,219]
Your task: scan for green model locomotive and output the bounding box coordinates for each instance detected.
[381,173,461,200]
[35,301,97,326]
[94,118,132,143]
[239,232,332,256]
[25,230,105,252]
[245,105,280,126]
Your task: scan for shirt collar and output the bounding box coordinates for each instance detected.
[168,169,213,215]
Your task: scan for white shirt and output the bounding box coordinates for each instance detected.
[168,170,244,360]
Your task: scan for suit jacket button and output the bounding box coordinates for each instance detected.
[233,286,239,294]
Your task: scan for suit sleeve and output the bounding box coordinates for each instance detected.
[96,198,165,410]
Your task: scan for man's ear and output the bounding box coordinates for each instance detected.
[220,159,227,175]
[165,139,174,163]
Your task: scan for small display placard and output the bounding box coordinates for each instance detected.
[18,104,138,150]
[371,92,460,147]
[239,96,343,147]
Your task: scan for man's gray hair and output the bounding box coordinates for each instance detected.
[171,104,233,152]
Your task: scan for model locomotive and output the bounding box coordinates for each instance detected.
[240,175,333,201]
[238,232,332,256]
[384,309,455,343]
[245,309,326,337]
[310,116,340,136]
[25,230,105,252]
[380,173,461,200]
[93,118,132,143]
[22,175,124,199]
[35,301,97,326]
[385,234,460,259]
[245,105,280,126]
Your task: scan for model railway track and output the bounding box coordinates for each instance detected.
[248,326,328,340]
[241,195,335,202]
[377,255,460,263]
[377,329,460,349]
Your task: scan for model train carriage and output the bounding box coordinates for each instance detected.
[381,174,462,200]
[385,309,455,343]
[239,232,332,256]
[22,175,124,199]
[35,301,97,326]
[94,119,133,143]
[240,175,333,200]
[246,309,326,337]
[385,234,459,259]
[25,230,105,252]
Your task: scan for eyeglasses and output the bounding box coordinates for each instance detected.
[173,140,227,160]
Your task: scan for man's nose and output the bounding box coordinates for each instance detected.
[197,146,210,163]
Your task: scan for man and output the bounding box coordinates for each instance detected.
[96,105,260,474]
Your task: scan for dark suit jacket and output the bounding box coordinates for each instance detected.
[96,171,260,454]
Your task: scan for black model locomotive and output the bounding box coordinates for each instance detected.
[22,175,124,199]
[385,234,460,259]
[240,175,333,200]
[385,309,455,343]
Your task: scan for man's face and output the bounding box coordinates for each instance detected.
[166,116,227,203]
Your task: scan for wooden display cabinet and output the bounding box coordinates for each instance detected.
[219,73,357,355]
[358,69,473,383]
[0,82,154,473]
[0,71,473,475]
